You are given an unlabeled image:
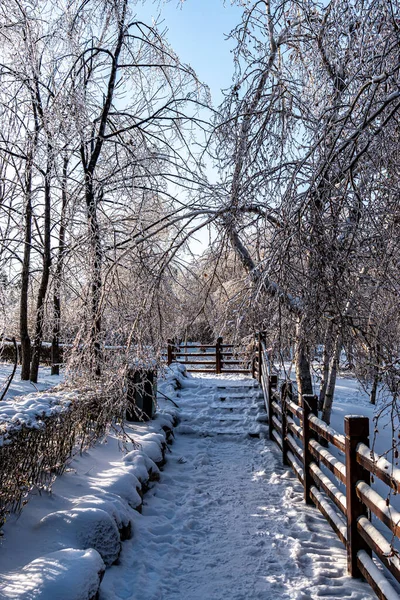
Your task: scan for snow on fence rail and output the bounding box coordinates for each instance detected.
[253,333,400,600]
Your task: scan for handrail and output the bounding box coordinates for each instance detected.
[166,337,252,375]
[167,331,400,599]
[256,341,400,599]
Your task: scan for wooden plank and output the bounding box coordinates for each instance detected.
[221,360,243,365]
[286,415,303,442]
[280,383,290,466]
[272,429,283,450]
[271,400,282,416]
[287,450,304,485]
[356,481,400,539]
[220,369,251,374]
[272,415,282,435]
[302,394,318,505]
[285,398,303,420]
[268,375,278,440]
[175,352,216,357]
[356,443,400,494]
[358,516,400,585]
[310,486,347,546]
[357,551,400,600]
[309,439,346,484]
[179,344,216,348]
[308,415,346,452]
[176,360,216,365]
[260,371,269,415]
[309,462,347,515]
[257,332,262,385]
[345,416,371,577]
[286,433,303,463]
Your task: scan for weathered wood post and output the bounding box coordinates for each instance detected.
[215,337,223,374]
[302,394,318,505]
[167,339,173,365]
[345,415,371,577]
[251,356,256,379]
[268,373,278,439]
[126,369,157,422]
[280,381,292,466]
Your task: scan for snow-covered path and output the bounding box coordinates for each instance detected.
[100,374,374,600]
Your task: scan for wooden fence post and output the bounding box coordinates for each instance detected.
[302,394,318,505]
[280,381,291,466]
[268,374,278,439]
[126,369,157,422]
[345,415,371,577]
[216,337,223,374]
[251,356,256,379]
[167,339,173,365]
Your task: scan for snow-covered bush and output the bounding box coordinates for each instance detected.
[38,508,121,566]
[0,548,105,600]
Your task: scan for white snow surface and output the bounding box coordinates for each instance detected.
[0,363,66,442]
[0,364,383,599]
[0,363,62,401]
[100,372,374,600]
[0,364,182,599]
[0,548,105,600]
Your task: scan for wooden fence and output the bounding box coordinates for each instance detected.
[166,338,252,375]
[254,333,400,600]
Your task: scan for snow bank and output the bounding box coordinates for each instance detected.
[123,450,160,484]
[89,467,142,510]
[0,548,105,600]
[73,493,133,539]
[0,361,183,597]
[37,508,121,566]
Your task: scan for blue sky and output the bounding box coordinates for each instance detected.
[138,0,243,105]
[136,1,244,254]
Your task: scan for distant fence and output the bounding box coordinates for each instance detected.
[254,333,400,600]
[166,338,253,375]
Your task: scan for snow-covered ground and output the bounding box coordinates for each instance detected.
[0,363,394,599]
[0,363,62,401]
[0,364,180,599]
[100,372,373,600]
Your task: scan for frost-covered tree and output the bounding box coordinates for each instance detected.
[211,0,400,422]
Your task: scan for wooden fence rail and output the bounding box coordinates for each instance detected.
[166,338,252,375]
[165,333,400,597]
[256,337,400,600]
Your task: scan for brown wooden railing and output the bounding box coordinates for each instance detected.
[166,338,252,375]
[257,337,400,600]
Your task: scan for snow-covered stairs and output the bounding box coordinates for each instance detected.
[175,375,267,437]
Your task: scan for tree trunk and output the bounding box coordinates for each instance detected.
[20,152,33,380]
[295,319,313,397]
[321,335,341,425]
[86,177,102,377]
[78,1,127,376]
[51,156,68,376]
[370,344,381,405]
[30,147,52,383]
[319,322,333,410]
